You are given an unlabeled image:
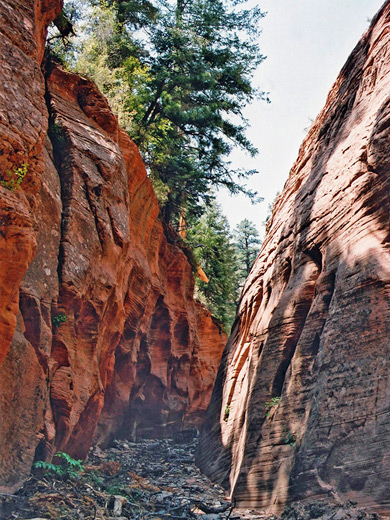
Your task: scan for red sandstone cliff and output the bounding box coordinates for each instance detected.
[198,2,390,515]
[0,0,226,493]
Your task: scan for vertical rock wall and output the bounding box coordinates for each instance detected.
[198,2,390,515]
[0,0,226,493]
[0,0,63,493]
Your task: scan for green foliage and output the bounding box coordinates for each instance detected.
[45,1,81,67]
[105,483,127,495]
[33,451,84,480]
[86,470,104,487]
[1,163,28,191]
[33,460,64,477]
[73,4,150,133]
[52,313,67,329]
[94,0,159,29]
[224,404,230,422]
[56,0,266,223]
[186,201,239,332]
[281,428,297,447]
[265,396,281,417]
[234,219,261,287]
[50,121,66,144]
[129,0,266,221]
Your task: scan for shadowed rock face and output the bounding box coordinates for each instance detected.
[197,2,390,515]
[0,0,226,493]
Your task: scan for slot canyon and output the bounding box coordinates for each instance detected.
[1,0,390,519]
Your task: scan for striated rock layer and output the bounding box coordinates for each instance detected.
[198,2,390,516]
[0,0,226,493]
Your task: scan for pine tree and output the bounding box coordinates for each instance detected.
[234,218,261,286]
[63,0,267,224]
[130,0,267,222]
[186,202,239,332]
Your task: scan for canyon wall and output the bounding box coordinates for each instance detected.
[0,0,226,493]
[198,2,390,515]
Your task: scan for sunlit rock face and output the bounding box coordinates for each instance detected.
[0,0,226,493]
[197,2,390,515]
[0,0,62,494]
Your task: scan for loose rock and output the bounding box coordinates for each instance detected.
[0,435,383,520]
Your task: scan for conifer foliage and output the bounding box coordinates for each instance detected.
[55,0,266,223]
[234,218,262,286]
[186,202,239,332]
[127,0,267,222]
[46,0,266,329]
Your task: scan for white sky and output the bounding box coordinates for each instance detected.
[218,0,385,238]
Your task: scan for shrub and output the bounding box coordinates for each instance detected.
[52,313,67,329]
[1,162,28,191]
[281,428,297,447]
[265,396,281,417]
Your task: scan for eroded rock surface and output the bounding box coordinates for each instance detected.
[0,0,226,492]
[198,2,390,516]
[0,0,62,493]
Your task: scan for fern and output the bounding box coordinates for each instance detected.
[33,451,84,479]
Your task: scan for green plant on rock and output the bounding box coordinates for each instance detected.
[52,312,67,329]
[224,404,231,422]
[281,428,297,447]
[1,162,28,191]
[33,451,84,479]
[50,121,66,144]
[265,396,281,417]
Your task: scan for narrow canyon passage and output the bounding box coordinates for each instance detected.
[2,0,390,518]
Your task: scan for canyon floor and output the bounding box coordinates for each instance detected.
[0,431,274,520]
[0,432,384,520]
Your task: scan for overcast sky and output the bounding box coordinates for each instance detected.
[218,0,385,237]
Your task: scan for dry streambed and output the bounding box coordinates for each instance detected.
[0,432,273,520]
[0,433,383,520]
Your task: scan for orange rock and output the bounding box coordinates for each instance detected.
[198,2,390,516]
[0,0,61,493]
[0,0,226,492]
[0,0,61,367]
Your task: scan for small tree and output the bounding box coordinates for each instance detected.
[234,218,261,286]
[186,202,239,332]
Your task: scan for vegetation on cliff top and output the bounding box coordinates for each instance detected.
[186,202,261,331]
[48,0,267,221]
[46,0,264,330]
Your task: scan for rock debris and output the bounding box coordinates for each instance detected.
[0,432,384,519]
[0,432,274,520]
